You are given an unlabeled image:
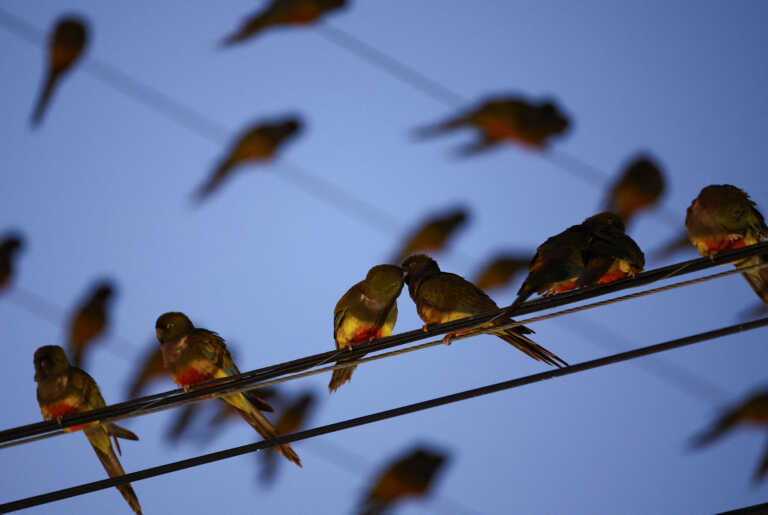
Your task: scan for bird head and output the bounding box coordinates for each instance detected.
[401,254,440,287]
[365,264,405,299]
[34,345,70,381]
[583,211,626,232]
[155,312,194,344]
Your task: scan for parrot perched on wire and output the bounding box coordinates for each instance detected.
[330,265,404,392]
[68,280,115,368]
[260,392,316,483]
[513,212,644,306]
[691,390,768,482]
[685,184,768,306]
[33,345,143,514]
[31,16,88,126]
[392,207,469,263]
[357,447,448,515]
[155,312,301,466]
[604,155,665,224]
[221,0,348,46]
[401,254,567,367]
[196,117,302,201]
[414,96,569,154]
[0,233,24,292]
[473,252,531,291]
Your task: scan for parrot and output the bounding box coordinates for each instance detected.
[414,96,569,154]
[126,341,168,398]
[473,252,531,291]
[221,0,348,46]
[357,447,448,515]
[195,117,302,201]
[0,233,24,292]
[260,392,316,483]
[392,207,469,263]
[68,280,115,368]
[514,212,645,306]
[691,390,768,482]
[33,345,142,514]
[31,16,88,127]
[155,311,301,466]
[686,184,768,306]
[330,265,404,392]
[401,254,567,367]
[604,155,665,224]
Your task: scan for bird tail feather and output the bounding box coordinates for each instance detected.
[740,254,768,307]
[493,328,567,368]
[85,427,142,514]
[328,360,357,393]
[30,70,60,127]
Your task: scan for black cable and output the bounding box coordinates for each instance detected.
[717,501,768,515]
[2,316,766,513]
[1,241,766,446]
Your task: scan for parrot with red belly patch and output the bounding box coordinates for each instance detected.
[576,212,645,288]
[414,96,569,154]
[221,0,348,46]
[155,312,301,466]
[329,265,404,392]
[0,233,24,293]
[31,16,88,127]
[605,155,665,225]
[34,345,143,514]
[68,280,115,368]
[686,184,768,306]
[402,255,567,367]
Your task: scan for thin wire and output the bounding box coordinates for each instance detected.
[717,501,768,515]
[2,316,766,513]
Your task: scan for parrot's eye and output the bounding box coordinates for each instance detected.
[166,323,173,329]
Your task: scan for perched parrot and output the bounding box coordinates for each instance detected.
[514,212,644,306]
[0,233,24,292]
[415,96,569,154]
[68,280,115,368]
[155,312,301,466]
[473,252,531,291]
[126,341,167,398]
[33,345,142,514]
[358,447,448,515]
[221,0,348,46]
[691,390,768,482]
[686,184,768,306]
[392,207,469,263]
[196,117,302,201]
[260,392,316,483]
[604,155,665,224]
[31,17,88,126]
[401,254,566,367]
[330,265,404,392]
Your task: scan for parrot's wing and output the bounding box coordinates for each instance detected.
[72,367,107,410]
[419,273,497,315]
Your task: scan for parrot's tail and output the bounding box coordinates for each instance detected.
[71,341,85,369]
[259,448,278,484]
[689,410,739,449]
[754,438,768,483]
[358,497,391,515]
[411,117,466,140]
[85,427,143,515]
[328,359,356,393]
[30,70,60,127]
[194,159,233,203]
[493,326,567,368]
[220,21,267,47]
[739,254,768,307]
[228,396,302,467]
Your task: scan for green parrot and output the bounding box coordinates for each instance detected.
[473,252,531,291]
[31,16,88,126]
[0,233,24,292]
[415,96,569,154]
[401,254,566,367]
[196,117,302,201]
[155,312,301,466]
[221,0,348,46]
[33,345,143,514]
[685,184,768,306]
[691,391,768,482]
[68,280,116,368]
[393,207,469,263]
[260,392,316,483]
[330,265,404,392]
[358,447,448,515]
[514,212,644,306]
[604,155,665,225]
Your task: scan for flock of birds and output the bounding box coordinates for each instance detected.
[4,1,768,514]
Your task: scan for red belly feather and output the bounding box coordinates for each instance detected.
[174,367,215,386]
[703,237,746,252]
[350,326,384,345]
[44,402,91,432]
[551,278,579,293]
[597,270,630,284]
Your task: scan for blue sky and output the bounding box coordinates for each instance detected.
[1,1,768,514]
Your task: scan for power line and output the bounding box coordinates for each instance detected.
[2,316,766,513]
[717,501,768,515]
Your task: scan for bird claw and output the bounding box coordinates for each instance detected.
[422,323,435,333]
[182,385,191,393]
[442,333,456,346]
[55,416,64,427]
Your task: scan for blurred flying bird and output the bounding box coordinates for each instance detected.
[473,252,531,291]
[34,345,143,514]
[357,447,448,515]
[31,16,88,126]
[401,254,566,367]
[221,0,348,46]
[686,185,768,306]
[126,341,168,399]
[155,312,301,466]
[196,117,302,201]
[392,207,469,263]
[415,96,569,154]
[691,390,768,482]
[330,265,404,392]
[604,155,665,224]
[0,233,24,292]
[68,280,115,368]
[260,392,317,483]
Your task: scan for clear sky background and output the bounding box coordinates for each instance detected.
[1,1,768,514]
